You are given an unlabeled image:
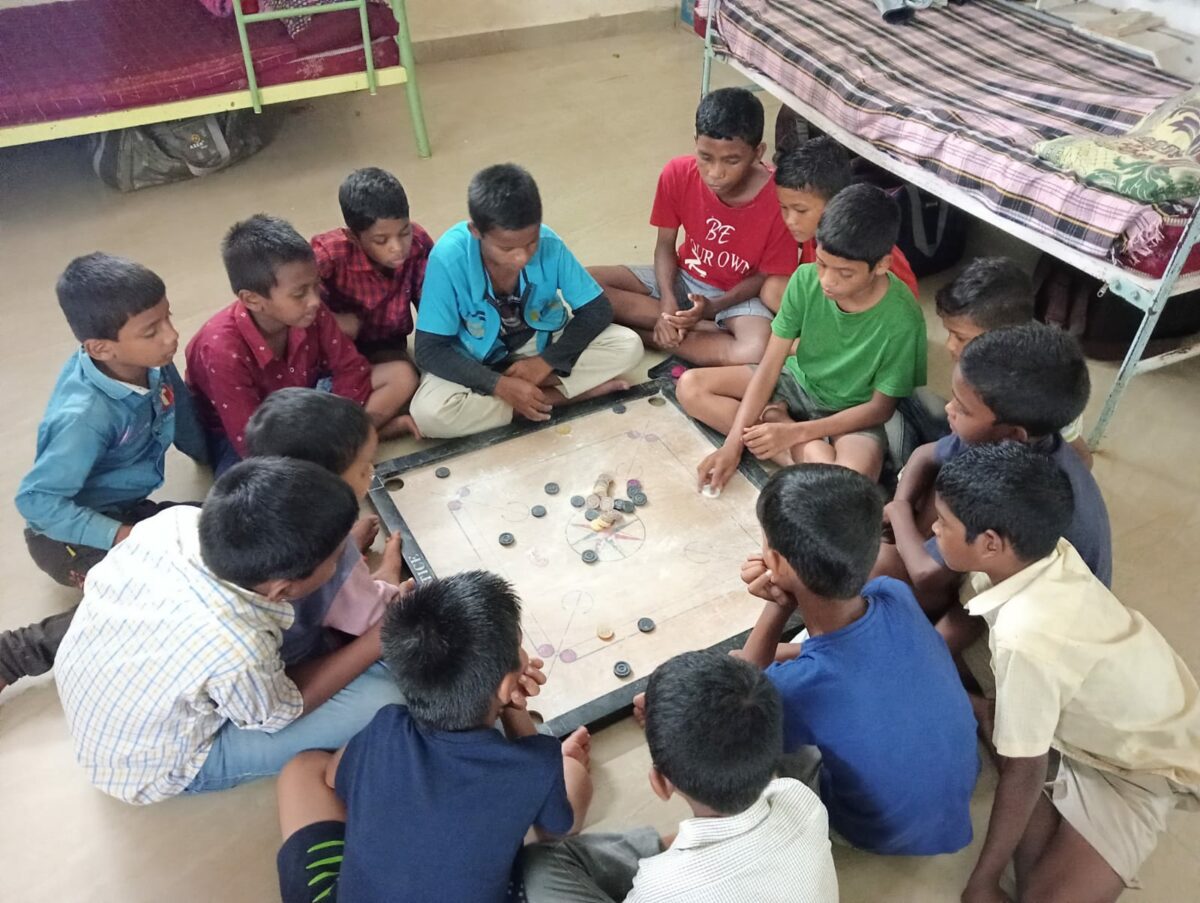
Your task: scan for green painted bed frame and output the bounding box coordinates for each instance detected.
[0,0,430,157]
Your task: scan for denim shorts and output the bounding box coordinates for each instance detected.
[626,264,772,327]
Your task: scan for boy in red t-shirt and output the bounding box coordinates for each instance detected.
[763,137,918,313]
[590,88,798,366]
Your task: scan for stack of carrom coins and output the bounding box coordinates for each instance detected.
[588,472,623,531]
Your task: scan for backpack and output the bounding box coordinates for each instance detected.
[91,111,269,192]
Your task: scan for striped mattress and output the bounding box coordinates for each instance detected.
[712,0,1193,264]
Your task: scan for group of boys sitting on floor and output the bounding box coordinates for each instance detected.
[0,85,1196,903]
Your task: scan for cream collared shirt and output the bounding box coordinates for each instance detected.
[968,540,1200,790]
[626,777,839,902]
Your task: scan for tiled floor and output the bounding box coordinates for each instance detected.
[1,24,1197,903]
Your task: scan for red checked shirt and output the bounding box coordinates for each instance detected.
[185,301,372,455]
[311,224,434,345]
[651,155,798,292]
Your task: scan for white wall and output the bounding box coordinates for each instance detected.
[1080,0,1200,34]
[405,0,679,42]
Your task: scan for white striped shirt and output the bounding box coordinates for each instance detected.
[626,778,839,902]
[55,507,303,804]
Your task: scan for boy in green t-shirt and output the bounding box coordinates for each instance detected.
[682,184,926,485]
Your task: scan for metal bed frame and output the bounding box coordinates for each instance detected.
[0,0,430,157]
[700,0,1200,448]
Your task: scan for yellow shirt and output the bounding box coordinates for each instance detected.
[967,540,1200,790]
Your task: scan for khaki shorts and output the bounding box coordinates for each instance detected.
[753,366,888,447]
[1048,755,1185,887]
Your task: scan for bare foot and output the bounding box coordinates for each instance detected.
[350,516,380,553]
[758,401,792,425]
[572,379,630,404]
[561,726,592,769]
[370,532,404,585]
[378,413,423,442]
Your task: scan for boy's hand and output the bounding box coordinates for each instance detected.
[961,878,1009,903]
[697,444,740,493]
[652,313,683,349]
[495,376,553,422]
[883,499,914,527]
[113,524,134,545]
[742,421,806,460]
[632,691,647,727]
[504,356,553,387]
[662,294,707,333]
[507,656,547,710]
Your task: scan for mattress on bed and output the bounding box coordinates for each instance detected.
[0,0,399,127]
[713,0,1193,266]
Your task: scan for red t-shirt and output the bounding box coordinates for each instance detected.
[185,301,372,455]
[650,155,798,293]
[799,238,919,298]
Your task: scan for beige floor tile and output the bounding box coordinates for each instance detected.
[1,22,1197,903]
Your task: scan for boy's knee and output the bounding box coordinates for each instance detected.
[722,333,768,367]
[279,749,332,787]
[602,324,645,372]
[676,368,705,414]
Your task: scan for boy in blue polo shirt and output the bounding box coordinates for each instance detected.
[3,253,205,693]
[411,164,643,438]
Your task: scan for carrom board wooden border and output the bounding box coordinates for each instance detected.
[367,376,789,737]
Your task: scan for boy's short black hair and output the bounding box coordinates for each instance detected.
[936,442,1073,562]
[382,570,522,731]
[935,257,1034,328]
[222,213,315,297]
[199,458,358,589]
[244,388,371,475]
[695,87,764,147]
[815,184,900,266]
[56,253,166,342]
[339,167,410,235]
[757,464,882,598]
[959,323,1089,437]
[773,136,852,200]
[645,650,782,815]
[467,164,542,234]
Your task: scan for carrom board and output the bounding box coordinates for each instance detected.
[368,381,773,737]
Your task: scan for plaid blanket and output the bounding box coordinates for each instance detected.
[713,0,1192,263]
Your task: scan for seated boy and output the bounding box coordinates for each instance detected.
[936,256,1093,468]
[186,214,419,475]
[521,650,838,902]
[274,570,593,903]
[684,184,927,484]
[591,87,798,366]
[877,323,1111,626]
[243,388,404,665]
[4,253,205,694]
[740,463,979,855]
[932,443,1199,903]
[763,136,918,312]
[54,458,402,804]
[410,164,642,438]
[311,166,434,360]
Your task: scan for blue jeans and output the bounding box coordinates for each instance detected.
[183,661,402,794]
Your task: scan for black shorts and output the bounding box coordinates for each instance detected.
[277,820,345,903]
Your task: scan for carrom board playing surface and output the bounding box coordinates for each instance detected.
[368,382,772,736]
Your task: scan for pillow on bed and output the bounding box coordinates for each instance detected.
[1035,85,1200,203]
[260,0,394,52]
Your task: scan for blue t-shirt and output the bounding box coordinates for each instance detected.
[418,221,603,364]
[335,705,573,902]
[766,577,979,855]
[928,434,1112,586]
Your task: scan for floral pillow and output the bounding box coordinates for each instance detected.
[1035,85,1200,203]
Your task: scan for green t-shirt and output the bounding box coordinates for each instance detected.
[771,264,927,410]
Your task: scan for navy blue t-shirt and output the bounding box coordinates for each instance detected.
[766,577,979,855]
[928,434,1113,586]
[334,705,573,902]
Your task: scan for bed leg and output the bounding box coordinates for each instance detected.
[391,0,431,158]
[700,1,718,97]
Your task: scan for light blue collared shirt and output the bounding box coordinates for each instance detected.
[15,349,206,549]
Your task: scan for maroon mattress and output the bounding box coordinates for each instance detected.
[0,0,400,127]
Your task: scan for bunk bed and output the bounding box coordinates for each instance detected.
[700,0,1200,447]
[0,0,430,157]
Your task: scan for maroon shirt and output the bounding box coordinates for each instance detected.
[311,224,433,345]
[185,300,372,456]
